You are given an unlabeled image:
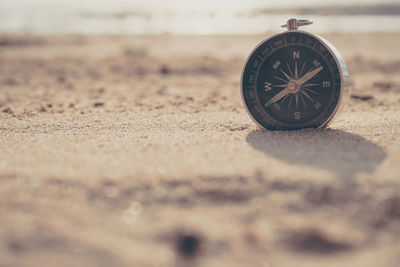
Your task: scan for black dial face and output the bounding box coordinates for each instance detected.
[242,31,342,130]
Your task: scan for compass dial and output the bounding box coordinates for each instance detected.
[242,31,345,130]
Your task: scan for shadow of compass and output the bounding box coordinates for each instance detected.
[246,129,387,181]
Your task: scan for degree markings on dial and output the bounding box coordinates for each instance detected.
[242,31,344,131]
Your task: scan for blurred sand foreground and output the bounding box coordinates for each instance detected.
[0,33,400,267]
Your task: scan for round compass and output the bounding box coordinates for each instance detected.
[241,18,348,130]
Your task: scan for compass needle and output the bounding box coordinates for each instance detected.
[305,66,314,75]
[294,60,298,80]
[281,94,290,103]
[265,88,290,107]
[298,66,323,86]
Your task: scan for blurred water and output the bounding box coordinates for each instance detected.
[0,0,400,34]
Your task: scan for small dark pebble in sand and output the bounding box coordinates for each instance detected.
[2,107,13,114]
[157,87,166,95]
[384,197,400,218]
[3,78,18,86]
[87,68,102,79]
[160,65,170,75]
[176,233,201,259]
[373,81,397,91]
[8,240,24,252]
[283,229,352,254]
[351,94,374,101]
[57,76,66,83]
[374,196,400,228]
[39,106,46,112]
[93,102,104,107]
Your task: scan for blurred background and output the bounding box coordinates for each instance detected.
[2,1,400,267]
[1,0,400,35]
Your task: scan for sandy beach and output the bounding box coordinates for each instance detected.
[1,33,400,266]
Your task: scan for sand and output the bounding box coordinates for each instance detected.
[1,33,400,267]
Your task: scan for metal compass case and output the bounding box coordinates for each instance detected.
[241,19,348,130]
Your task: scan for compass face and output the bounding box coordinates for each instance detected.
[242,31,343,130]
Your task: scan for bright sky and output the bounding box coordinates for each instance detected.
[1,0,399,34]
[2,0,398,12]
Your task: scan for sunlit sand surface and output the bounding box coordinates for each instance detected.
[1,32,400,266]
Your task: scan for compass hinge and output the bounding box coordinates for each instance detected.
[281,18,313,30]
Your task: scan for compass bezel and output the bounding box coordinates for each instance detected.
[241,30,348,130]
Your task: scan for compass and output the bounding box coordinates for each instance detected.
[241,18,348,130]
